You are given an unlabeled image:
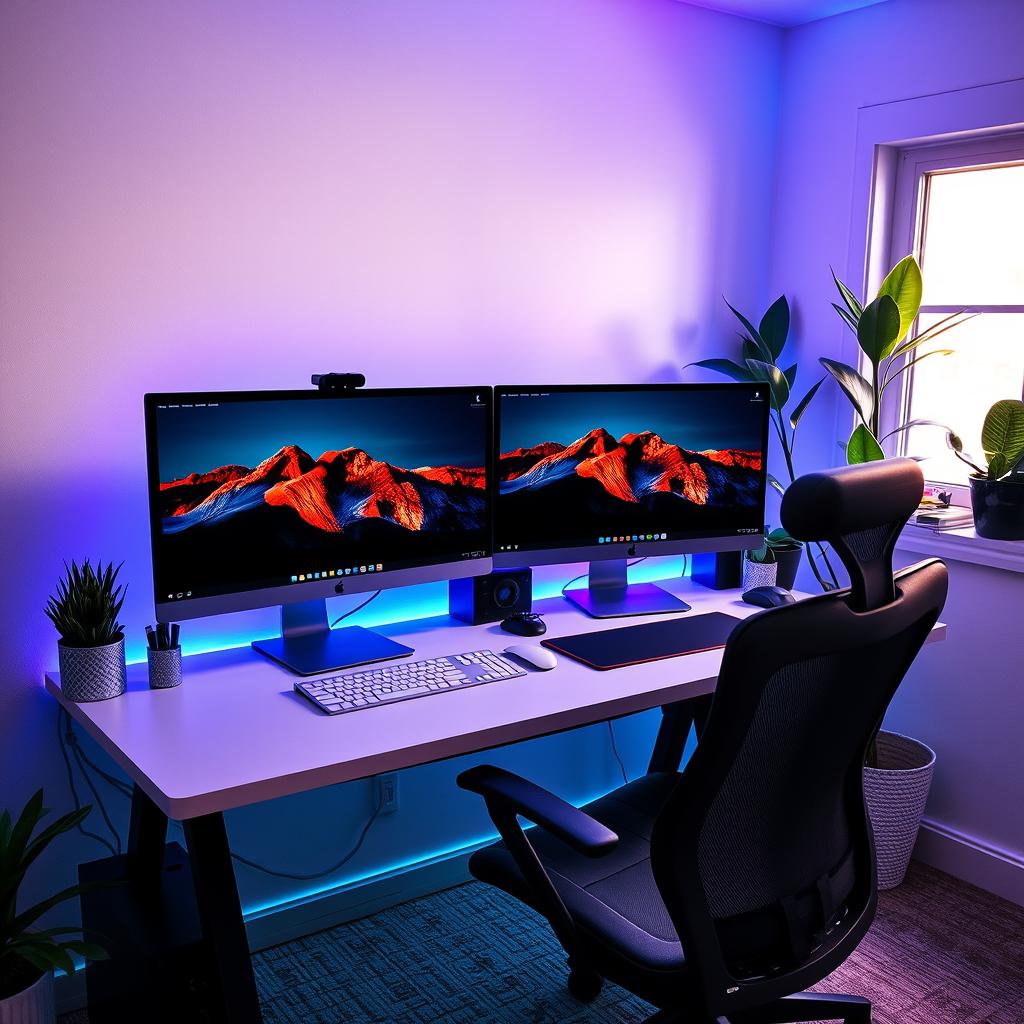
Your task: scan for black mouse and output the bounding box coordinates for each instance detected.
[742,585,796,609]
[500,612,547,636]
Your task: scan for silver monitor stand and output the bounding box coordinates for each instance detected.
[563,559,691,619]
[251,599,413,676]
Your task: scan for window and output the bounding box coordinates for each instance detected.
[885,135,1024,488]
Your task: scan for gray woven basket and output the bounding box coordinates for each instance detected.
[57,638,126,702]
[863,730,936,890]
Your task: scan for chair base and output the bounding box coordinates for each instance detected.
[644,992,871,1023]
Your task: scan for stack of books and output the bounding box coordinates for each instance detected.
[913,505,974,530]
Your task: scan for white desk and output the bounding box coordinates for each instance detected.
[45,578,946,1023]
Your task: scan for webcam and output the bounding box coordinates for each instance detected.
[312,372,366,392]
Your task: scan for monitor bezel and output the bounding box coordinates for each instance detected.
[144,386,494,623]
[492,382,770,569]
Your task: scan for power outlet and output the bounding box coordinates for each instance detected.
[378,773,399,815]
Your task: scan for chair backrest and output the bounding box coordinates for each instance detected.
[651,459,947,1018]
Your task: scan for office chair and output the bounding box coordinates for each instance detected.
[458,459,947,1023]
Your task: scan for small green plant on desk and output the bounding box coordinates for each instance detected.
[0,791,107,1005]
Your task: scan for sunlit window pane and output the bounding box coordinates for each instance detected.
[920,163,1024,305]
[904,314,1024,484]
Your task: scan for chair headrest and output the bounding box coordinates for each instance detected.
[780,459,924,611]
[781,459,923,543]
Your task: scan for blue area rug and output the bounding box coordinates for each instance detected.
[254,882,654,1023]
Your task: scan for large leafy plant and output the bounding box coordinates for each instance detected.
[689,296,839,588]
[45,561,126,648]
[948,399,1024,480]
[1,791,107,999]
[827,255,972,463]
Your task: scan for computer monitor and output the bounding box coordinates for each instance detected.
[145,387,493,673]
[493,383,769,617]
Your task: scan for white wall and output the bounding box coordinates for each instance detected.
[769,0,1024,902]
[0,0,783,926]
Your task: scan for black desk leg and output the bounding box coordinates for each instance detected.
[183,813,263,1024]
[647,694,714,775]
[127,785,168,891]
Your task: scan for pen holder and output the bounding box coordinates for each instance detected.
[148,646,182,689]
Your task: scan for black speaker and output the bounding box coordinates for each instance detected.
[449,569,533,625]
[691,550,743,590]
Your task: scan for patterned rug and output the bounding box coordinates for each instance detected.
[61,861,1024,1023]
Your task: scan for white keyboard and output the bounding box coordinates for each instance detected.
[294,650,528,716]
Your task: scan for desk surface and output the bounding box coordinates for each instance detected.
[45,578,946,820]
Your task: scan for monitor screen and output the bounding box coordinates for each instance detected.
[494,384,768,558]
[145,388,492,611]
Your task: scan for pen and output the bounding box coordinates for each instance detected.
[145,624,156,650]
[170,623,180,648]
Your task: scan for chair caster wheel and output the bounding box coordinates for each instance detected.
[568,968,603,1003]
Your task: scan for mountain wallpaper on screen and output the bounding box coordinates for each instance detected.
[157,444,487,590]
[498,427,762,544]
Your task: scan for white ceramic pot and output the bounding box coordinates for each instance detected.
[0,970,55,1024]
[57,637,127,702]
[863,730,936,890]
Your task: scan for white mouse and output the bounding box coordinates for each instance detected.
[505,643,558,671]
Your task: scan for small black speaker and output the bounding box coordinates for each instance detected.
[691,551,743,590]
[449,569,533,625]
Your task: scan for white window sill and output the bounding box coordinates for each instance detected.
[897,524,1024,575]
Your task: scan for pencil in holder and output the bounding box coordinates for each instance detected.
[148,646,182,689]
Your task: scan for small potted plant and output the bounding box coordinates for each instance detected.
[948,398,1024,540]
[765,526,802,590]
[45,561,128,702]
[741,537,777,590]
[1,791,107,1023]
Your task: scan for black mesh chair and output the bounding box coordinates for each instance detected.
[457,459,947,1023]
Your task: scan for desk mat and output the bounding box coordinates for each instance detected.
[541,611,742,670]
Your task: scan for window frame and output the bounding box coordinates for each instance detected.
[879,131,1024,503]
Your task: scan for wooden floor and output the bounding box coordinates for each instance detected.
[58,861,1024,1022]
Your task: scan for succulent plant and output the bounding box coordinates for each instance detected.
[45,561,126,648]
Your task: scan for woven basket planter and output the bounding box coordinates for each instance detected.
[863,730,936,890]
[57,638,126,702]
[0,970,54,1024]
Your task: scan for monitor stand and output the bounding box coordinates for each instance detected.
[563,559,691,619]
[251,599,414,676]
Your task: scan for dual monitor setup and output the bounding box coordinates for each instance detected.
[144,382,770,677]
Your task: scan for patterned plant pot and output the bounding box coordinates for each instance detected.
[742,556,777,590]
[0,969,55,1024]
[57,638,126,702]
[863,730,936,890]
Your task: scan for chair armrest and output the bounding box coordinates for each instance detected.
[458,765,618,857]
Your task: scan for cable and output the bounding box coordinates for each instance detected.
[226,791,384,880]
[57,708,118,857]
[67,732,123,855]
[607,721,629,785]
[330,590,382,629]
[66,727,133,798]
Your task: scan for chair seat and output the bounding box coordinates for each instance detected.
[469,772,690,997]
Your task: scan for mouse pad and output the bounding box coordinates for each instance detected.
[542,612,742,670]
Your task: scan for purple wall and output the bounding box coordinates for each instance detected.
[0,0,783,930]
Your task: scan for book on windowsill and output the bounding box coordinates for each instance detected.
[914,505,974,530]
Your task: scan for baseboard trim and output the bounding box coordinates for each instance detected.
[915,817,1024,907]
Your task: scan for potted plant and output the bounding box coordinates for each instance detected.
[45,561,127,702]
[741,537,777,590]
[688,295,840,589]
[948,398,1024,540]
[1,791,107,1023]
[826,255,974,887]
